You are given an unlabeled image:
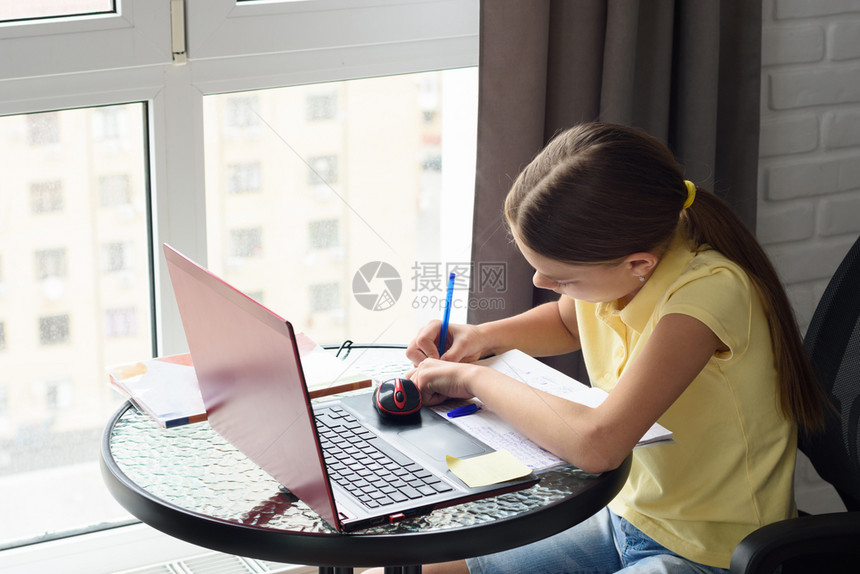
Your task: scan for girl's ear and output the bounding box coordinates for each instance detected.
[625,252,659,279]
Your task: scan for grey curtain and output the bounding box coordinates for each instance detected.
[468,0,762,380]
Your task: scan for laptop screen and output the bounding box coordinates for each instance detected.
[163,244,340,529]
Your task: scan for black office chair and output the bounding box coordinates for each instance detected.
[730,235,860,573]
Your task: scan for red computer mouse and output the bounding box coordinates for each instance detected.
[373,377,422,420]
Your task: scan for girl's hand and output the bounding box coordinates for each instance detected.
[405,321,490,365]
[407,358,479,406]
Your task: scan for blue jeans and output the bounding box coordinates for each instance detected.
[466,508,728,574]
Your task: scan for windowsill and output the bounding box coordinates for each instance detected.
[0,521,350,573]
[0,522,212,574]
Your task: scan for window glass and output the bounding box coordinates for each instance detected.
[0,103,150,547]
[203,68,479,347]
[0,0,114,23]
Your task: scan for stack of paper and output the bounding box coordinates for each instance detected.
[108,354,204,428]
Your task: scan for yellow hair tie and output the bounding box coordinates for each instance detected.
[683,180,697,210]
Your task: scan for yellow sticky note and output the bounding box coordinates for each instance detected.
[445,450,532,488]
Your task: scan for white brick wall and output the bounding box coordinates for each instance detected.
[760,0,860,514]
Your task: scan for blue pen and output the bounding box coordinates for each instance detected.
[447,403,481,418]
[438,272,456,356]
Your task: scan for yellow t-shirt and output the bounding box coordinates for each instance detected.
[575,232,797,568]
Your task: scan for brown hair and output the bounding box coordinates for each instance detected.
[505,122,826,431]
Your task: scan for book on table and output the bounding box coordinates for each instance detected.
[107,333,372,428]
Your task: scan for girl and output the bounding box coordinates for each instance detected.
[404,123,826,573]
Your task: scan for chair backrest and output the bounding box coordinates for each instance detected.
[799,235,860,511]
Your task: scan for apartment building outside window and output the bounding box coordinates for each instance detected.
[0,2,479,570]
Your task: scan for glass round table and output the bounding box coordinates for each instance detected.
[100,345,630,573]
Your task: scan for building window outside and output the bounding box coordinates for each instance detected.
[227,162,262,194]
[421,154,442,171]
[27,112,60,146]
[224,96,261,138]
[307,155,338,186]
[92,106,124,141]
[102,242,130,273]
[35,248,68,280]
[39,314,70,345]
[30,180,64,213]
[308,219,340,250]
[105,306,137,338]
[230,227,263,257]
[306,92,338,121]
[309,282,339,313]
[99,174,131,206]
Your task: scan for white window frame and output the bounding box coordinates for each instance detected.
[0,1,172,77]
[0,0,478,570]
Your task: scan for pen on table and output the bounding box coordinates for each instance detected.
[438,272,456,357]
[447,403,481,418]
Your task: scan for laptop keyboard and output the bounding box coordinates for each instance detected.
[314,406,454,509]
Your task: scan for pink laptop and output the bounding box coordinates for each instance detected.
[163,243,536,531]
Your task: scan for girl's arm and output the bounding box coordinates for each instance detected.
[411,312,724,474]
[405,296,580,364]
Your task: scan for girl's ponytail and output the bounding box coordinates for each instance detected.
[683,188,826,431]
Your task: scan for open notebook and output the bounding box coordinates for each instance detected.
[433,349,674,471]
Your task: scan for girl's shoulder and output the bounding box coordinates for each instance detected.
[660,247,758,346]
[679,245,750,287]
